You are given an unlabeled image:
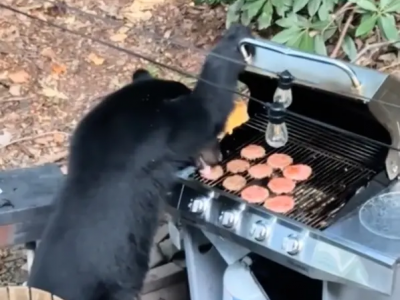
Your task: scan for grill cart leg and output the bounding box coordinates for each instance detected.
[182,226,227,300]
[182,226,267,300]
[22,241,37,286]
[25,241,36,274]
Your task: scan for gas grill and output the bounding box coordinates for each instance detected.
[167,38,400,300]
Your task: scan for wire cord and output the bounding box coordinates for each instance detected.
[0,2,397,150]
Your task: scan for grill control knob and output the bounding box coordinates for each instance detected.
[282,234,301,255]
[219,211,238,229]
[250,221,269,241]
[188,192,214,214]
[188,198,206,214]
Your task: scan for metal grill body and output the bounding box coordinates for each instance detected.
[166,38,400,297]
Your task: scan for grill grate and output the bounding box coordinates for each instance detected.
[190,113,387,230]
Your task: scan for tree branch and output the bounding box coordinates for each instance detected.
[330,9,355,58]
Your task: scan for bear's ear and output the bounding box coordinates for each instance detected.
[132,69,153,82]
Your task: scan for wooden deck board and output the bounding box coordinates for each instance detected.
[0,287,62,300]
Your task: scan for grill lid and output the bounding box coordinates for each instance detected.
[238,37,400,179]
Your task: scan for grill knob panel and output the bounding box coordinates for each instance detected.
[282,234,301,255]
[219,211,238,229]
[250,220,269,241]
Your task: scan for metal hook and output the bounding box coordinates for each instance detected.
[240,44,252,64]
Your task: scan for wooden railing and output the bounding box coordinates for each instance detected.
[0,286,63,300]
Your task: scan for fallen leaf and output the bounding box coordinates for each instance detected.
[110,33,128,42]
[88,53,105,65]
[51,63,67,75]
[0,129,12,147]
[8,85,21,96]
[64,16,76,24]
[53,133,65,143]
[35,136,52,145]
[41,87,68,100]
[164,30,172,39]
[40,47,56,59]
[379,53,396,62]
[8,70,30,83]
[0,71,8,80]
[117,26,131,34]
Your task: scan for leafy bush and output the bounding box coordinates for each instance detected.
[220,0,400,60]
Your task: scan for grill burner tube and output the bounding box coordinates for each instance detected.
[189,112,385,230]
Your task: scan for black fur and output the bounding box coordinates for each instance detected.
[28,24,252,300]
[131,69,222,168]
[131,68,153,82]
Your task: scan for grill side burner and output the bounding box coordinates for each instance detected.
[190,109,386,229]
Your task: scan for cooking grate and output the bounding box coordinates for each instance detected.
[190,113,387,230]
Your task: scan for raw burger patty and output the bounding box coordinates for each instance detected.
[200,165,223,181]
[264,196,295,213]
[283,164,312,181]
[222,175,247,191]
[240,144,266,160]
[226,159,250,173]
[248,164,273,179]
[241,185,270,203]
[268,177,296,194]
[267,153,293,170]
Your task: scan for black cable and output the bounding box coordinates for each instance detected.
[0,3,398,151]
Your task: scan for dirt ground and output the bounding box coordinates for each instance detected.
[0,0,227,285]
[0,0,399,286]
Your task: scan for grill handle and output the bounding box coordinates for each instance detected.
[239,38,362,91]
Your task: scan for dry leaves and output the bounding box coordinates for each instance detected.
[121,0,168,23]
[110,33,128,42]
[40,47,56,59]
[34,136,53,145]
[53,132,65,144]
[88,53,105,65]
[8,85,21,96]
[40,86,68,100]
[0,130,12,147]
[51,63,67,75]
[8,70,30,83]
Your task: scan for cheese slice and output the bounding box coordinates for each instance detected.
[219,99,249,139]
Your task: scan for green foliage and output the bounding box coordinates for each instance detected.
[223,0,400,59]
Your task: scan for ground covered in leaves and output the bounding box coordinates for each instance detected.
[0,0,399,286]
[0,0,227,285]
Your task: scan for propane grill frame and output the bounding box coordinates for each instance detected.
[167,37,400,297]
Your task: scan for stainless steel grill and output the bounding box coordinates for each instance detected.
[190,112,385,229]
[168,38,400,297]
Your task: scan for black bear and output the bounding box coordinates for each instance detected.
[28,24,253,300]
